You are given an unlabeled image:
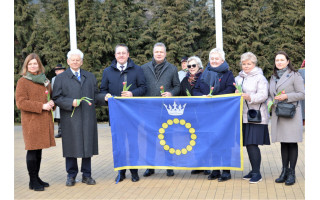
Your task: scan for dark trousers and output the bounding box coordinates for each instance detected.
[66,157,91,178]
[120,169,138,175]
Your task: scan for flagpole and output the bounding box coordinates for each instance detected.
[215,0,223,50]
[68,0,77,50]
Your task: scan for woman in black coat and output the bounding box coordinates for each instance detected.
[180,56,209,96]
[180,56,210,175]
[201,48,235,182]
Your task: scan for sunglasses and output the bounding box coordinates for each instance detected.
[187,64,197,68]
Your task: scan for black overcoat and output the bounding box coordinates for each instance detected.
[52,68,104,158]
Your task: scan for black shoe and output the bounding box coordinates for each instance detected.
[208,171,221,180]
[218,172,231,182]
[82,176,96,185]
[203,170,211,175]
[131,174,140,182]
[191,170,203,174]
[143,169,155,177]
[66,177,76,186]
[115,173,126,182]
[37,177,49,187]
[243,171,253,180]
[285,169,295,186]
[55,134,62,138]
[166,169,174,176]
[249,173,262,184]
[275,167,288,183]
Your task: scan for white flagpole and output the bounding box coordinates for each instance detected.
[68,0,77,50]
[215,0,223,50]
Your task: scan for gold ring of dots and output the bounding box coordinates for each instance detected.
[158,118,197,156]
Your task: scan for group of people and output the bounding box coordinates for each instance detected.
[15,42,305,191]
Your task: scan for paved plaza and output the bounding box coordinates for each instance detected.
[14,124,305,199]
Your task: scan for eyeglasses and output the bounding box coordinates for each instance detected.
[187,64,197,68]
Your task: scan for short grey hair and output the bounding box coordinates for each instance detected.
[209,48,225,61]
[115,44,129,53]
[187,56,203,69]
[240,52,257,65]
[67,49,84,60]
[153,42,166,52]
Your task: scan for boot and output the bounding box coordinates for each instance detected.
[285,168,295,185]
[115,170,126,182]
[36,156,49,187]
[166,169,174,176]
[275,167,288,183]
[27,160,44,191]
[55,123,62,138]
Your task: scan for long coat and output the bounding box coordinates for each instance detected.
[141,60,180,96]
[52,68,104,158]
[15,77,56,150]
[235,67,269,125]
[268,69,305,143]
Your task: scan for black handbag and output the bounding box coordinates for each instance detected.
[275,101,298,118]
[246,100,262,123]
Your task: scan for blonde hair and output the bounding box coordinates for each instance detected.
[20,53,45,75]
[240,52,257,65]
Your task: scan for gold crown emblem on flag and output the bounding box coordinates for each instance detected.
[163,101,187,116]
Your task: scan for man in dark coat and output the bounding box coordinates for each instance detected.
[52,49,105,187]
[141,42,180,177]
[100,44,147,182]
[51,64,66,138]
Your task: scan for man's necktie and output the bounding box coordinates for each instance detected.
[120,66,125,72]
[75,71,80,81]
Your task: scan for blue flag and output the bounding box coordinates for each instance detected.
[108,94,243,171]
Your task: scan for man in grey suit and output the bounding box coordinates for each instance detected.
[141,42,180,177]
[52,49,104,187]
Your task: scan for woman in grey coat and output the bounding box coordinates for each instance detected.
[267,51,305,186]
[235,52,270,184]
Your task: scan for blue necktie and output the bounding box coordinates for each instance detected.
[75,72,80,81]
[120,66,125,72]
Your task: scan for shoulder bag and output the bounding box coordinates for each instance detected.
[246,100,262,123]
[275,101,298,118]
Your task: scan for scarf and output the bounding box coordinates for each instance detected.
[200,61,229,94]
[23,72,50,87]
[186,69,203,88]
[276,66,288,79]
[272,66,288,82]
[152,58,166,80]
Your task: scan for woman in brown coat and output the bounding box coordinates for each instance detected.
[15,53,56,191]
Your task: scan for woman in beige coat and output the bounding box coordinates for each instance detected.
[15,53,56,191]
[267,51,305,186]
[235,52,270,184]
